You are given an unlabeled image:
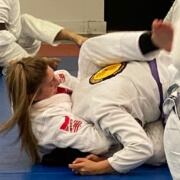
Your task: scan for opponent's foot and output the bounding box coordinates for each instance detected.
[151,19,173,52]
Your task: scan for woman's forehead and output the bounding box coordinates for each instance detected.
[44,66,54,84]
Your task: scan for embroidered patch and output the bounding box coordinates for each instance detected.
[60,116,82,133]
[89,63,127,84]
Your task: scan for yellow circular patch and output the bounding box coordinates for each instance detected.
[89,63,127,84]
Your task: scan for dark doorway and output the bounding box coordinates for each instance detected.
[105,0,174,31]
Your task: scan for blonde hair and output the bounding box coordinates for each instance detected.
[0,57,48,163]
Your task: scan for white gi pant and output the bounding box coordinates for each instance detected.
[78,31,159,80]
[163,1,180,178]
[0,14,63,67]
[164,89,180,180]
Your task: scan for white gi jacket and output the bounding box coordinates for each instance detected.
[163,1,180,179]
[0,0,64,67]
[164,0,180,25]
[72,31,171,173]
[30,70,115,155]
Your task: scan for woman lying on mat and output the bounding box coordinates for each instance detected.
[0,19,173,174]
[0,0,87,72]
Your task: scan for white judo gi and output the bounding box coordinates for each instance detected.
[164,0,180,25]
[163,80,180,180]
[0,0,64,67]
[72,31,172,173]
[163,1,180,179]
[30,70,116,156]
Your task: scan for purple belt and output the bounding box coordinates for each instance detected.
[148,59,163,114]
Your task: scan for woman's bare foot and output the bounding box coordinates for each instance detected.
[151,19,173,52]
[73,34,88,47]
[55,29,88,47]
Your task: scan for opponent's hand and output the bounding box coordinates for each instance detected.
[69,158,114,175]
[43,57,61,70]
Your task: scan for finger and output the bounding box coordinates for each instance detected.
[72,169,80,174]
[86,154,96,160]
[69,162,84,169]
[72,158,86,164]
[69,163,81,168]
[9,60,17,65]
[86,154,93,159]
[52,57,61,63]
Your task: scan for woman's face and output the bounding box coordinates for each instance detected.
[34,66,60,101]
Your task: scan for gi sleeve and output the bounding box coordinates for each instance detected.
[55,70,79,90]
[0,0,10,23]
[91,103,153,173]
[105,108,153,173]
[89,85,154,173]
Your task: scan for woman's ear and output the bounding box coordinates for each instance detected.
[28,93,39,102]
[28,92,41,103]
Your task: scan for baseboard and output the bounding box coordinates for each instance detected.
[52,21,107,35]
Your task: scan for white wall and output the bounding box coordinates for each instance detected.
[19,0,106,34]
